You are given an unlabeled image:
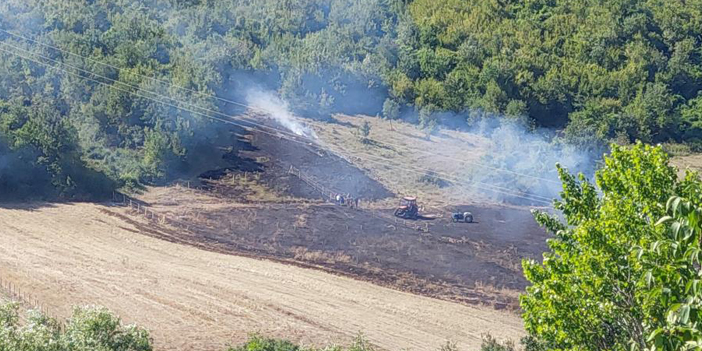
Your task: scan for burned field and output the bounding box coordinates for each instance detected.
[133,122,549,310]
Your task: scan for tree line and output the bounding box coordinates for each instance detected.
[1,0,702,199]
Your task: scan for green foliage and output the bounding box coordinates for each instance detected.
[0,303,152,351]
[360,121,371,139]
[521,142,702,350]
[229,334,518,351]
[681,95,702,141]
[0,0,407,199]
[479,334,515,351]
[5,0,702,200]
[381,98,400,120]
[640,195,702,350]
[357,121,372,144]
[226,334,377,351]
[401,0,702,144]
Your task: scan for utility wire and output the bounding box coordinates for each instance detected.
[0,42,553,205]
[0,37,316,144]
[0,28,562,185]
[0,43,553,205]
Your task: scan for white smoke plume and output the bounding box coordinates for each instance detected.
[245,89,318,140]
[468,118,595,205]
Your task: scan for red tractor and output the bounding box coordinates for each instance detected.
[394,197,419,219]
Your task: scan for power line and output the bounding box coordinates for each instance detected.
[0,38,315,144]
[0,42,553,205]
[0,28,318,143]
[0,28,562,185]
[0,43,553,205]
[0,28,256,113]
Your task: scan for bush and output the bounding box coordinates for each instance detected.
[418,170,451,188]
[480,334,516,351]
[227,334,376,351]
[382,98,401,120]
[0,303,152,351]
[357,121,372,144]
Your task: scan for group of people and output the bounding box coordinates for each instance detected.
[333,193,360,209]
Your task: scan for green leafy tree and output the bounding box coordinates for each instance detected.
[403,0,702,143]
[640,195,702,350]
[382,98,400,120]
[357,121,372,144]
[521,142,702,350]
[0,303,152,351]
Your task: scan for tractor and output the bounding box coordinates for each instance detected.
[451,211,473,223]
[394,197,419,219]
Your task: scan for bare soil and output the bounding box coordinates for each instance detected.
[672,153,702,177]
[133,116,549,309]
[0,114,548,350]
[0,203,524,351]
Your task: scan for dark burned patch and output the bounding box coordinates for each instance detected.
[241,128,394,201]
[204,124,394,201]
[107,204,534,309]
[196,203,542,294]
[199,151,265,180]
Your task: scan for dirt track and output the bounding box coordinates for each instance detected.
[137,184,543,308]
[154,119,549,308]
[0,203,524,351]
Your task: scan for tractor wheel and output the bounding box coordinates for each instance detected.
[394,208,403,217]
[464,213,473,223]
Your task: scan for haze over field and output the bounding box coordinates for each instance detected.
[2,1,702,351]
[1,0,701,200]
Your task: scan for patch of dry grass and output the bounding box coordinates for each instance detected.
[290,247,354,265]
[671,153,702,178]
[309,115,496,208]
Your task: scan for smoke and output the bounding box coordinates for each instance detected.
[245,88,318,140]
[451,116,597,206]
[472,119,595,203]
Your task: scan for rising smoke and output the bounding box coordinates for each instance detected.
[0,0,602,206]
[245,88,318,140]
[243,84,597,206]
[465,117,596,205]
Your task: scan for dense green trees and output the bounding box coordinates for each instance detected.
[393,0,702,146]
[0,0,403,199]
[0,0,225,199]
[521,143,702,350]
[2,0,702,199]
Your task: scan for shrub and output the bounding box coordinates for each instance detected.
[480,334,515,351]
[227,333,376,351]
[418,170,451,188]
[382,98,401,120]
[357,121,372,144]
[0,303,152,351]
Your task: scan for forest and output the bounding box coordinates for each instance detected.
[0,0,701,198]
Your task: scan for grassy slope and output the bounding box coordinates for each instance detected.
[0,203,524,351]
[309,115,509,210]
[671,153,702,177]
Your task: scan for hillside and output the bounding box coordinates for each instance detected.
[3,0,702,350]
[0,202,524,350]
[2,0,702,199]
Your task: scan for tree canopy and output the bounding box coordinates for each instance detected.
[1,0,702,198]
[396,0,702,146]
[0,303,152,351]
[522,143,702,350]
